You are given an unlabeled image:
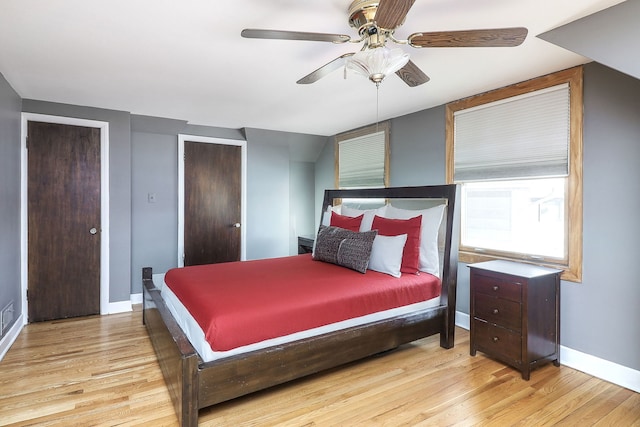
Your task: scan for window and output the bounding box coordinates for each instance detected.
[335,121,390,189]
[446,67,583,282]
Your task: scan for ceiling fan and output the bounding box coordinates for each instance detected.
[241,0,527,87]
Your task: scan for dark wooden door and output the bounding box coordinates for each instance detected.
[28,121,101,322]
[184,141,241,266]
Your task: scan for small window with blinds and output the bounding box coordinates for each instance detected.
[335,122,389,189]
[446,67,584,282]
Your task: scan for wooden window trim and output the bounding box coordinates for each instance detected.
[446,66,583,282]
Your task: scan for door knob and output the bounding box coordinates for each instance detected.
[233,223,241,228]
[89,227,98,235]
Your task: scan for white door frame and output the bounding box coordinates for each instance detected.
[177,134,247,267]
[21,113,110,322]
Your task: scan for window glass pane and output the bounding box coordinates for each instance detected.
[461,178,565,259]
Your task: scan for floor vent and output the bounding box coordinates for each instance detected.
[1,302,14,336]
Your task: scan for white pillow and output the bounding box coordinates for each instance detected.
[321,205,342,227]
[368,234,408,278]
[385,204,445,277]
[342,205,387,232]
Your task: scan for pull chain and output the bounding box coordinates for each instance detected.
[375,81,380,132]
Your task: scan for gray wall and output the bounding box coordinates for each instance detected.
[244,128,290,261]
[0,73,22,333]
[130,121,325,293]
[539,0,640,82]
[131,128,180,285]
[289,161,315,254]
[313,107,447,225]
[563,63,640,369]
[314,136,336,228]
[130,115,247,293]
[389,107,446,187]
[315,62,640,372]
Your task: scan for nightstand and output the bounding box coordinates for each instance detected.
[297,236,314,254]
[469,260,561,380]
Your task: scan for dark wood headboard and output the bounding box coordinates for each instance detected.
[322,184,461,347]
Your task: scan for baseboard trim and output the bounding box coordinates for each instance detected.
[0,314,24,361]
[105,292,147,313]
[454,310,639,393]
[130,293,143,305]
[561,345,640,393]
[455,311,470,330]
[106,300,132,314]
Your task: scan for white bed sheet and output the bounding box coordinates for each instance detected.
[158,274,441,363]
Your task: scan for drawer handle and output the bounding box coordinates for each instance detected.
[492,336,500,343]
[492,285,499,292]
[492,308,499,315]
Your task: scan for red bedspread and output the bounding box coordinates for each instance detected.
[164,254,441,351]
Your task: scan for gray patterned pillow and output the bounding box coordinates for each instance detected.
[313,226,377,273]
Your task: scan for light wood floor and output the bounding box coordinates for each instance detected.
[1,307,639,426]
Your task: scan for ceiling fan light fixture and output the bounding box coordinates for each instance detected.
[243,0,525,88]
[346,46,409,84]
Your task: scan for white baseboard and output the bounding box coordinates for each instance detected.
[105,299,132,314]
[0,313,24,361]
[561,345,640,393]
[130,293,143,305]
[129,273,163,306]
[455,311,470,330]
[104,293,146,314]
[454,310,640,393]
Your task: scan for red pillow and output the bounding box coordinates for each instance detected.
[371,215,422,274]
[330,212,364,232]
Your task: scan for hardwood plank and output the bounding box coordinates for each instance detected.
[594,391,640,426]
[556,384,634,425]
[1,307,638,426]
[0,308,177,426]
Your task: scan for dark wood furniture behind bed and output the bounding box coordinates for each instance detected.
[297,235,314,254]
[143,184,460,426]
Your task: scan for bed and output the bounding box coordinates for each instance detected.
[142,184,460,426]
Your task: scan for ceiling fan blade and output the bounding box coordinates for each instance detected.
[297,53,354,85]
[374,0,416,30]
[408,27,528,48]
[395,60,430,87]
[241,29,350,43]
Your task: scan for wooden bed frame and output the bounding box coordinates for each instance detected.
[142,184,460,426]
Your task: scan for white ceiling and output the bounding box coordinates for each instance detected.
[0,0,628,136]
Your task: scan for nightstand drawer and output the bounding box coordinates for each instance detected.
[474,319,521,364]
[474,293,521,331]
[473,274,521,302]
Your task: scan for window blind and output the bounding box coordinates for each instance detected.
[453,83,570,182]
[338,130,385,188]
